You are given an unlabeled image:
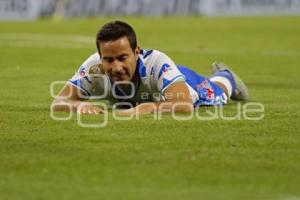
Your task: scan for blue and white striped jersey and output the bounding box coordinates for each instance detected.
[68,49,226,106]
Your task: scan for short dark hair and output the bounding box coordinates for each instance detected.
[96,20,137,52]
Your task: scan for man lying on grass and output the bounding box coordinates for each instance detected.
[52,20,249,116]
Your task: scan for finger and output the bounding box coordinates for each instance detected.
[93,109,100,115]
[88,109,94,115]
[83,107,89,115]
[92,107,103,115]
[100,109,108,114]
[80,106,89,115]
[77,107,84,114]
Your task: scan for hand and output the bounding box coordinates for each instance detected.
[117,103,156,116]
[77,102,107,115]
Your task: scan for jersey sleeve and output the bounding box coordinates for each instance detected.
[68,52,109,98]
[152,51,185,94]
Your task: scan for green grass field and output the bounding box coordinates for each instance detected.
[1,16,300,200]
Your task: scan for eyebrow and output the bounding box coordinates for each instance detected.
[102,53,129,60]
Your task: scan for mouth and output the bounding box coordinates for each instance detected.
[111,73,129,81]
[110,70,130,81]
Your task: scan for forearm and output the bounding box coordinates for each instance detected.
[118,101,194,116]
[152,101,194,113]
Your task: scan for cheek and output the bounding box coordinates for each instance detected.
[102,64,111,73]
[128,57,137,71]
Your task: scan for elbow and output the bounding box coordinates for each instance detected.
[181,105,194,113]
[51,98,73,112]
[173,101,194,113]
[51,98,61,112]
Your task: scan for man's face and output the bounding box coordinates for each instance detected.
[99,37,139,82]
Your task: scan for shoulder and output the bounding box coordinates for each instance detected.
[139,49,177,79]
[82,52,101,69]
[77,52,103,76]
[139,49,170,64]
[137,49,160,78]
[70,52,104,81]
[138,49,173,74]
[137,49,184,92]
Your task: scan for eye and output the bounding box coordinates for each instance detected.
[118,55,128,62]
[104,57,114,63]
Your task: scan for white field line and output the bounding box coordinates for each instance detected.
[0,40,92,49]
[0,33,299,57]
[163,47,300,57]
[279,197,300,200]
[0,33,94,43]
[0,33,94,49]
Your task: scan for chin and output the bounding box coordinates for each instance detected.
[112,75,130,82]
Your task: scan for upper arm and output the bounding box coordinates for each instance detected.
[151,51,186,94]
[149,51,193,105]
[163,81,193,104]
[62,52,108,100]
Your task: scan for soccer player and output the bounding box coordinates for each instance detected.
[52,20,249,116]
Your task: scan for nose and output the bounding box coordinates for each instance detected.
[111,61,124,73]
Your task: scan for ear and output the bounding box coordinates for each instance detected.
[97,50,102,58]
[135,46,141,59]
